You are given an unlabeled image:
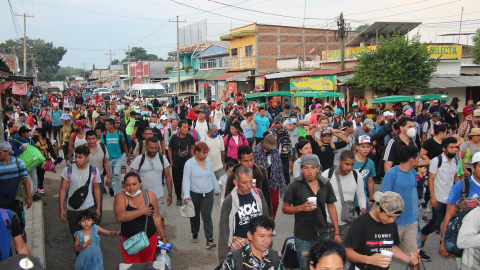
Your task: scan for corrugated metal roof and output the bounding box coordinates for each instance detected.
[192,70,226,79]
[208,72,245,81]
[449,76,480,87]
[429,76,480,89]
[297,69,354,77]
[264,71,306,79]
[226,71,251,82]
[161,77,193,83]
[430,77,469,88]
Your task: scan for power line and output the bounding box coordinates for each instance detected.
[8,0,22,38]
[169,0,253,23]
[131,21,170,45]
[345,0,431,16]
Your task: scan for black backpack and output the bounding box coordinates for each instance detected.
[137,153,165,181]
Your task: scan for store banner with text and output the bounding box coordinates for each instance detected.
[322,45,462,60]
[290,76,337,91]
[228,82,238,94]
[255,76,265,91]
[12,82,27,95]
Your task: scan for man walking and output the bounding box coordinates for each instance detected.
[50,103,63,141]
[270,116,292,186]
[201,125,225,179]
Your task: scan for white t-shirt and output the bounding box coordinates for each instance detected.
[293,158,301,179]
[194,120,209,141]
[130,153,170,199]
[210,109,224,128]
[201,136,225,172]
[322,168,366,226]
[61,165,101,211]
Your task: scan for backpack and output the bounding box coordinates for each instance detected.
[443,178,479,257]
[0,209,15,261]
[270,129,291,156]
[436,154,460,169]
[102,130,124,154]
[137,153,165,182]
[281,236,300,269]
[327,166,358,182]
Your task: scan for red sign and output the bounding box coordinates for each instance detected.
[12,82,27,95]
[204,82,209,89]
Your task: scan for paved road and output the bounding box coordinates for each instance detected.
[42,161,458,269]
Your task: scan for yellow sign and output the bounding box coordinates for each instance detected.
[290,76,336,91]
[322,45,462,60]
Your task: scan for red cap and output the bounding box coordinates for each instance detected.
[27,117,35,124]
[361,106,368,111]
[74,120,84,127]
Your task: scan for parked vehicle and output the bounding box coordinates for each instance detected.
[129,83,166,102]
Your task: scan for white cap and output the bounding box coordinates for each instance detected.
[160,115,168,120]
[472,152,480,164]
[383,111,394,117]
[200,99,208,104]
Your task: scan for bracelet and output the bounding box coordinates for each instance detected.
[168,194,173,196]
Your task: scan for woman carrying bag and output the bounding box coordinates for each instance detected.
[32,128,58,196]
[113,172,167,263]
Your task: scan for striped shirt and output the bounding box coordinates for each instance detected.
[0,157,28,205]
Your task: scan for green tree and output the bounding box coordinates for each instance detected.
[164,66,173,74]
[348,33,439,95]
[0,37,66,81]
[123,47,159,62]
[55,66,86,81]
[111,59,121,65]
[93,63,96,69]
[473,28,480,64]
[184,65,193,74]
[355,24,370,32]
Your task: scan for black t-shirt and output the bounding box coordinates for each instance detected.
[307,135,347,170]
[421,138,444,160]
[384,136,414,167]
[344,213,400,270]
[283,178,337,241]
[168,133,195,163]
[234,193,263,238]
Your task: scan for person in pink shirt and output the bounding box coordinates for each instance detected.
[223,122,249,164]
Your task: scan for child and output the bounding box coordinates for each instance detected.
[74,211,119,270]
[218,163,235,207]
[416,165,428,221]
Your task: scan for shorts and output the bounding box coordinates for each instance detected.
[157,196,166,218]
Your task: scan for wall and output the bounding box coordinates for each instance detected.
[229,24,257,70]
[434,61,461,75]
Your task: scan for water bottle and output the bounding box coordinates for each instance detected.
[156,249,171,269]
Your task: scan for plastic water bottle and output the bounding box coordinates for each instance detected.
[156,249,171,269]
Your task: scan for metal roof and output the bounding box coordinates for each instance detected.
[347,22,421,47]
[208,71,245,81]
[429,76,480,89]
[192,70,226,80]
[226,71,251,82]
[264,71,307,80]
[296,69,354,77]
[161,77,193,84]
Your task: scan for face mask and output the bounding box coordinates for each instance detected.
[212,132,219,138]
[149,123,156,128]
[125,190,141,197]
[406,127,416,138]
[446,153,456,159]
[291,118,298,124]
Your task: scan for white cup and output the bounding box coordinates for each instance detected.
[307,197,317,205]
[380,250,393,259]
[252,179,256,185]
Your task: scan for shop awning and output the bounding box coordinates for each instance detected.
[296,69,354,77]
[192,70,226,80]
[208,72,246,81]
[264,71,307,80]
[245,91,294,100]
[161,77,192,83]
[428,76,480,89]
[226,71,251,82]
[449,76,480,87]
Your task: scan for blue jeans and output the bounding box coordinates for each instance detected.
[421,201,447,235]
[29,169,38,193]
[109,158,122,196]
[295,238,318,270]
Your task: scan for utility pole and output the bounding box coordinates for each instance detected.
[82,61,86,79]
[337,12,347,71]
[106,50,115,70]
[128,45,132,88]
[16,13,34,76]
[458,6,464,44]
[29,54,37,82]
[170,16,186,93]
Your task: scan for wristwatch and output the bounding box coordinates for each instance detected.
[168,194,173,197]
[369,199,375,202]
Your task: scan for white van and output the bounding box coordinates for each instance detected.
[130,84,166,102]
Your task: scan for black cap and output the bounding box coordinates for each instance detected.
[19,126,31,134]
[289,112,297,118]
[339,121,353,131]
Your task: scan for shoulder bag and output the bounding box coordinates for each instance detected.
[68,165,94,210]
[334,169,356,224]
[121,190,150,255]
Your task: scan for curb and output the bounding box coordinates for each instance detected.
[24,200,45,267]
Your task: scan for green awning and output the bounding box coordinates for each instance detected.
[372,95,413,104]
[412,94,449,101]
[192,70,226,80]
[293,91,343,98]
[168,70,192,78]
[245,91,294,100]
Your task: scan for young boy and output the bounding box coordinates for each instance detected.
[416,165,428,221]
[218,163,235,207]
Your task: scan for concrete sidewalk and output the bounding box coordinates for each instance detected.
[24,200,45,267]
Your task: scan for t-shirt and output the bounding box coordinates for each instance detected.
[383,136,414,167]
[100,130,125,160]
[194,120,209,141]
[460,141,480,167]
[447,176,480,205]
[381,167,418,226]
[50,110,63,126]
[429,154,459,203]
[354,158,377,198]
[125,118,136,135]
[0,157,28,205]
[168,134,195,163]
[344,213,400,270]
[210,109,224,128]
[254,115,270,138]
[333,134,353,167]
[234,192,263,238]
[61,165,101,211]
[201,136,225,172]
[130,153,170,199]
[422,138,444,160]
[240,120,255,138]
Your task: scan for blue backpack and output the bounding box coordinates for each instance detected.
[281,236,300,269]
[0,209,15,262]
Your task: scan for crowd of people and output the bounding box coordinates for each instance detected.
[1,87,480,270]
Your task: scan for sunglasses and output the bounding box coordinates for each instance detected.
[380,205,403,216]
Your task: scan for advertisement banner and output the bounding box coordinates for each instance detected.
[290,76,337,91]
[322,45,462,60]
[228,82,238,94]
[255,76,265,91]
[12,82,27,95]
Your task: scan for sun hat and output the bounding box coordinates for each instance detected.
[264,134,277,149]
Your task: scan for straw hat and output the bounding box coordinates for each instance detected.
[467,128,480,137]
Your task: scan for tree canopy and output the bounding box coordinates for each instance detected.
[347,33,439,95]
[0,37,67,82]
[473,28,480,64]
[123,47,160,62]
[355,24,370,32]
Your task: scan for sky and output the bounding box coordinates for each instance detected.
[1,0,479,70]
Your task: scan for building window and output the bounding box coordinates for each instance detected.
[231,48,238,56]
[207,59,216,69]
[199,59,207,69]
[246,45,253,56]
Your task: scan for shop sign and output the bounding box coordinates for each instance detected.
[255,76,265,91]
[322,46,377,60]
[228,82,238,94]
[12,82,27,95]
[290,76,336,91]
[322,45,462,60]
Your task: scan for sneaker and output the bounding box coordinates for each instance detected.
[109,186,114,197]
[176,199,182,206]
[32,193,42,201]
[192,234,198,243]
[37,189,46,195]
[419,250,431,261]
[206,239,216,250]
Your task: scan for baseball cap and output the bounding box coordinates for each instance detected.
[264,134,277,150]
[477,101,480,106]
[320,128,332,136]
[340,121,353,131]
[432,111,441,119]
[472,151,480,164]
[27,117,35,124]
[361,106,368,111]
[315,103,322,108]
[167,104,174,108]
[373,191,405,216]
[404,109,413,116]
[334,108,343,115]
[74,120,84,126]
[0,141,14,155]
[383,111,394,117]
[402,105,412,112]
[274,116,282,123]
[215,102,221,106]
[114,116,120,123]
[353,112,362,118]
[53,103,59,107]
[356,134,372,145]
[352,104,359,109]
[474,109,480,117]
[200,100,208,104]
[160,115,168,120]
[363,118,374,129]
[99,112,106,117]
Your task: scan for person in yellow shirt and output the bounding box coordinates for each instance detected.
[59,113,73,158]
[69,107,81,121]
